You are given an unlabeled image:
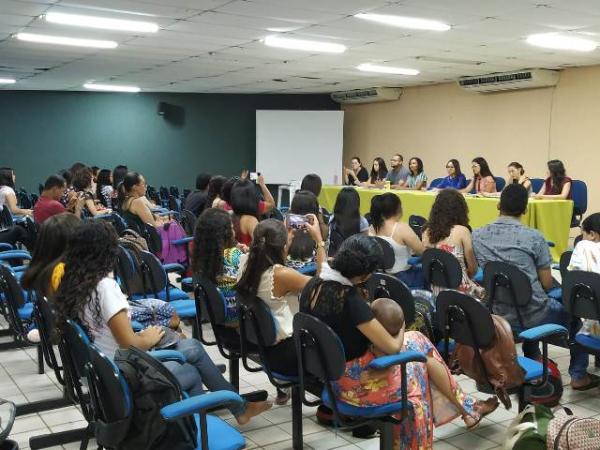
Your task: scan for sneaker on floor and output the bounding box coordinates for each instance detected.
[27,328,40,343]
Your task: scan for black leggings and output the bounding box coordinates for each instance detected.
[0,224,33,250]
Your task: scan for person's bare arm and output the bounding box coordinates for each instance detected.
[538,267,554,291]
[459,178,474,194]
[132,197,158,226]
[272,266,311,297]
[460,228,478,278]
[108,310,164,351]
[257,175,275,212]
[398,224,424,256]
[357,319,403,355]
[84,198,102,217]
[5,192,32,216]
[536,182,571,200]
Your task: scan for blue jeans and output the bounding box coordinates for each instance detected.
[162,338,246,416]
[395,266,425,289]
[522,299,589,381]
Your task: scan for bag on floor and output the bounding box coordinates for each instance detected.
[157,221,188,266]
[529,357,563,408]
[547,407,600,450]
[503,403,553,450]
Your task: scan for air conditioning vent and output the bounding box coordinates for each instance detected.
[458,69,559,93]
[330,87,402,104]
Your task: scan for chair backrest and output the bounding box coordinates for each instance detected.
[372,236,395,271]
[116,245,144,296]
[95,212,127,235]
[86,344,132,448]
[408,215,427,240]
[168,195,181,213]
[531,178,545,193]
[63,320,92,380]
[571,180,587,215]
[494,177,506,191]
[239,297,278,348]
[436,290,496,350]
[366,273,416,327]
[34,296,64,382]
[293,312,346,382]
[559,250,573,280]
[179,209,196,236]
[562,270,600,321]
[195,276,227,325]
[169,186,180,198]
[429,178,444,189]
[482,261,532,329]
[138,251,168,295]
[421,248,462,289]
[144,223,162,254]
[0,264,28,337]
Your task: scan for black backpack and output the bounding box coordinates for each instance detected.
[114,347,197,450]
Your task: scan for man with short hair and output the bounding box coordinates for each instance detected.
[344,157,369,185]
[473,184,593,389]
[184,173,211,216]
[33,174,83,224]
[384,154,410,188]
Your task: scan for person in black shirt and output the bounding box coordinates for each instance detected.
[344,156,369,186]
[184,173,211,216]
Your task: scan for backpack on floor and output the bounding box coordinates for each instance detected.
[114,346,196,450]
[529,357,563,408]
[547,407,600,450]
[157,221,188,266]
[503,403,553,450]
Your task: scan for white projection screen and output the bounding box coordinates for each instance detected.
[256,110,344,185]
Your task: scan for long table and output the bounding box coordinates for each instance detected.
[318,186,573,262]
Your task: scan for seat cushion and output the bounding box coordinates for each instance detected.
[181,277,194,292]
[197,414,245,450]
[518,356,544,382]
[18,302,34,320]
[159,288,190,302]
[321,388,404,418]
[575,334,600,352]
[169,300,197,318]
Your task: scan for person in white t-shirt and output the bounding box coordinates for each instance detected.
[53,221,271,426]
[0,167,32,217]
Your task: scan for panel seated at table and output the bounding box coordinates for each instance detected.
[318,186,573,262]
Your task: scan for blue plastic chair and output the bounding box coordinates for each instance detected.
[531,178,545,194]
[571,180,588,227]
[428,178,444,189]
[494,177,506,191]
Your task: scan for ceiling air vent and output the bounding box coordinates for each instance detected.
[457,69,559,93]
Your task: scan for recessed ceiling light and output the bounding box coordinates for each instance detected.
[0,78,16,84]
[357,63,419,76]
[264,35,346,53]
[84,83,140,92]
[16,33,118,49]
[526,33,597,52]
[355,13,450,31]
[45,12,159,33]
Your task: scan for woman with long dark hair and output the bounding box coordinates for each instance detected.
[364,157,388,186]
[435,159,468,190]
[461,157,496,194]
[95,169,114,209]
[328,187,369,256]
[369,193,424,287]
[53,221,271,424]
[286,190,320,271]
[236,218,325,375]
[404,157,428,190]
[535,159,572,199]
[422,189,483,298]
[72,167,107,217]
[118,172,167,229]
[206,176,227,210]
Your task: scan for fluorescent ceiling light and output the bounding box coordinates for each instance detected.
[357,63,419,76]
[0,78,16,84]
[45,12,159,33]
[355,13,450,31]
[264,35,346,53]
[84,83,140,92]
[526,33,597,52]
[16,33,117,49]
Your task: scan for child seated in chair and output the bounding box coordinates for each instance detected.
[335,298,498,450]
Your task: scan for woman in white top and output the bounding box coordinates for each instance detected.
[236,217,325,376]
[53,221,271,426]
[368,193,424,287]
[0,167,32,217]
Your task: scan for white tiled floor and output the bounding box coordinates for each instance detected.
[2,317,599,449]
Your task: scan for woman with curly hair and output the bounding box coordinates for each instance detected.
[53,220,271,425]
[422,189,484,298]
[192,208,244,324]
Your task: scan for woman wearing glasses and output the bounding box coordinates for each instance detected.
[461,157,497,194]
[435,159,468,190]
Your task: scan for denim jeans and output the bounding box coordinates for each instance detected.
[522,298,589,381]
[162,338,246,416]
[395,266,425,289]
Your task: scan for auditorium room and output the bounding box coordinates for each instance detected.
[2,0,600,449]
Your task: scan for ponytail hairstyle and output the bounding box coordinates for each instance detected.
[117,171,143,210]
[236,219,287,301]
[369,193,401,233]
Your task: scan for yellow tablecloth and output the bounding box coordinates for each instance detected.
[318,186,573,262]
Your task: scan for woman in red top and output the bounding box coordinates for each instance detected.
[231,175,275,245]
[535,159,572,200]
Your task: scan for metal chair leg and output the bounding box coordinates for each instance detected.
[292,386,303,450]
[379,421,394,450]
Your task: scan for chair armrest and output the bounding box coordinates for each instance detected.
[161,391,244,420]
[366,351,427,370]
[162,263,185,273]
[0,250,31,261]
[407,256,422,266]
[0,243,14,252]
[172,237,193,246]
[473,267,483,283]
[131,321,144,332]
[149,349,187,363]
[518,324,567,341]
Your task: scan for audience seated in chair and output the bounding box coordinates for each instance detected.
[535,159,572,200]
[473,183,593,389]
[118,171,168,229]
[368,193,424,288]
[422,189,484,298]
[230,175,276,246]
[95,169,114,210]
[184,172,211,216]
[0,167,33,217]
[461,157,497,195]
[328,187,369,257]
[34,175,84,224]
[236,218,325,376]
[72,166,107,217]
[52,221,271,425]
[301,235,498,450]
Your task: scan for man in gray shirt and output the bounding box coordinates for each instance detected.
[472,184,592,389]
[384,153,410,188]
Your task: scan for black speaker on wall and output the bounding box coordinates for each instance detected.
[157,101,185,127]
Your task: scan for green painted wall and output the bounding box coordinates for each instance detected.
[0,91,338,192]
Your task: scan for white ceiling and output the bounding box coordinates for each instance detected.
[2,0,600,93]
